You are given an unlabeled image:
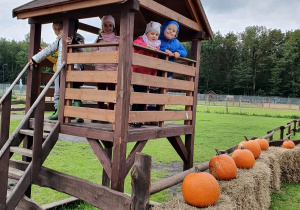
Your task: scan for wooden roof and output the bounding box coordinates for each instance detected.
[13,0,213,40]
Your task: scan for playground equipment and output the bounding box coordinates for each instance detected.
[0,0,212,209]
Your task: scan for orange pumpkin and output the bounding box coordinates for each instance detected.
[232,144,255,169]
[282,139,295,149]
[238,136,261,159]
[182,171,220,207]
[209,149,237,180]
[255,137,269,150]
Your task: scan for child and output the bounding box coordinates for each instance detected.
[158,20,187,78]
[131,21,161,127]
[29,21,63,120]
[90,15,119,123]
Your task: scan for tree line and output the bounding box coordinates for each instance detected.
[198,26,300,97]
[1,26,300,97]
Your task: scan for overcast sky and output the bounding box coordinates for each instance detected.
[1,0,300,44]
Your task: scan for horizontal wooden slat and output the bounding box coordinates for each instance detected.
[67,51,119,64]
[9,167,24,180]
[16,0,126,19]
[10,147,33,157]
[68,42,119,49]
[64,106,115,123]
[130,92,193,105]
[66,71,117,83]
[129,111,193,123]
[139,0,201,31]
[19,129,49,139]
[41,72,54,82]
[65,88,116,103]
[132,53,196,77]
[131,73,194,91]
[41,87,54,97]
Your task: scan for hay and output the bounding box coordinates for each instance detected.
[219,161,271,210]
[152,193,235,210]
[257,147,281,192]
[279,145,300,183]
[152,145,300,210]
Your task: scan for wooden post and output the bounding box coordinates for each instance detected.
[102,141,113,188]
[26,23,41,113]
[279,126,285,140]
[31,97,45,181]
[183,37,202,171]
[131,153,151,210]
[58,18,76,123]
[111,0,138,192]
[293,120,297,135]
[267,130,273,141]
[0,91,12,210]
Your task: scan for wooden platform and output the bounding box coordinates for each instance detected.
[59,120,193,142]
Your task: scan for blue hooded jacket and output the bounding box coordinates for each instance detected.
[158,20,187,77]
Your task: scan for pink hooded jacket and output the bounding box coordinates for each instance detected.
[91,32,120,71]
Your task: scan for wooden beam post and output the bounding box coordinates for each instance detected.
[26,23,41,113]
[58,19,76,123]
[0,91,12,210]
[131,153,151,210]
[184,38,202,170]
[111,0,139,192]
[31,97,45,181]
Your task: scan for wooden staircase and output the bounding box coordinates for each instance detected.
[0,62,64,210]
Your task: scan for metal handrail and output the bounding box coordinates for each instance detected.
[0,62,30,104]
[0,61,65,158]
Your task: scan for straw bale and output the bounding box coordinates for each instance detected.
[219,161,270,210]
[152,193,235,210]
[257,147,281,192]
[279,145,300,183]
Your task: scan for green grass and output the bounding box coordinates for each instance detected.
[6,107,300,209]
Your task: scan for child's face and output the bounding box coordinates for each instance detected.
[146,31,159,42]
[52,23,63,37]
[103,21,114,34]
[164,24,177,40]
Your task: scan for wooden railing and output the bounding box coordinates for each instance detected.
[63,43,197,127]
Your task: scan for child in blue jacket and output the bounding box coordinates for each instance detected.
[158,20,187,77]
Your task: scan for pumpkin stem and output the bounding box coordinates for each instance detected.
[215,148,221,155]
[244,136,249,141]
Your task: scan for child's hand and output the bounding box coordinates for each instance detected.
[165,49,173,57]
[39,47,44,51]
[66,36,73,45]
[29,59,34,66]
[174,52,180,58]
[147,45,158,51]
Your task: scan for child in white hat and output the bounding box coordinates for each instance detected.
[131,21,161,127]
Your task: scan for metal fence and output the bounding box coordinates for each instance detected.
[0,83,26,99]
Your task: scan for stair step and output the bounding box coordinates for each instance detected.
[10,147,33,157]
[29,118,57,132]
[19,129,49,139]
[8,167,24,180]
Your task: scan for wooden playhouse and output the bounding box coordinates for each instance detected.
[0,0,212,209]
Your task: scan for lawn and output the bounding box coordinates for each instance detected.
[6,106,300,209]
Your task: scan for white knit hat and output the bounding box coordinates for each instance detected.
[101,15,115,28]
[145,21,161,34]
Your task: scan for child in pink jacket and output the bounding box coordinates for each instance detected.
[91,15,119,122]
[131,21,161,127]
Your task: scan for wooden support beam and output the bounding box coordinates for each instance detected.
[111,0,136,192]
[32,97,45,181]
[16,195,43,210]
[183,38,201,170]
[34,166,131,210]
[139,0,201,31]
[131,153,151,210]
[167,136,188,162]
[0,91,11,209]
[87,139,112,180]
[125,141,148,176]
